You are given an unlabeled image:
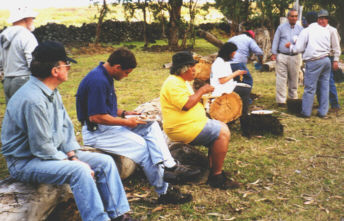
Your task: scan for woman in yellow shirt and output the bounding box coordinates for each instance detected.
[160,51,239,190]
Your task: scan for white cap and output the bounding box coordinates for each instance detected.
[8,6,38,24]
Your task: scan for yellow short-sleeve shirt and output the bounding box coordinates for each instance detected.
[160,75,208,143]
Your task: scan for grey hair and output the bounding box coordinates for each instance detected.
[173,64,191,76]
[287,8,298,17]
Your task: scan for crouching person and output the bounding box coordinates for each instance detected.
[1,41,136,221]
[160,51,240,190]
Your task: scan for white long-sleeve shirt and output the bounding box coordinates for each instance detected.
[291,23,330,61]
[327,25,341,61]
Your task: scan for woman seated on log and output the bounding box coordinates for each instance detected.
[210,42,250,116]
[160,51,239,190]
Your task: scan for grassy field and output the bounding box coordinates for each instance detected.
[0,38,343,220]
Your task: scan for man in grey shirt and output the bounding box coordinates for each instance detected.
[0,5,38,103]
[271,9,303,106]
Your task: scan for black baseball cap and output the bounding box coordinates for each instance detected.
[32,41,77,64]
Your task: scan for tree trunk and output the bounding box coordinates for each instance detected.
[197,29,224,48]
[142,0,148,48]
[168,0,183,50]
[95,0,108,44]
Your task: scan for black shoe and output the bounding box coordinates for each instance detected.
[328,107,340,113]
[111,214,139,221]
[163,161,201,184]
[316,113,329,119]
[207,171,240,190]
[296,113,310,118]
[157,186,192,204]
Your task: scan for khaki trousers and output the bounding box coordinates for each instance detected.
[275,53,301,103]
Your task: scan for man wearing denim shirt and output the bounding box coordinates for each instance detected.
[227,30,263,88]
[1,41,137,221]
[271,9,303,106]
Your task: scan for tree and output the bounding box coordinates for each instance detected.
[181,0,199,49]
[91,0,110,44]
[215,0,252,34]
[167,0,183,50]
[123,0,151,48]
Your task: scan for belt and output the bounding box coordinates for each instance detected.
[279,52,298,56]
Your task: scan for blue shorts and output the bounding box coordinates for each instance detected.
[189,119,222,147]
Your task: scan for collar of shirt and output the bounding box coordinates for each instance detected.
[98,62,114,85]
[31,76,56,102]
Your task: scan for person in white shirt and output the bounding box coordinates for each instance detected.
[210,42,248,115]
[315,9,341,112]
[286,11,331,118]
[0,5,38,103]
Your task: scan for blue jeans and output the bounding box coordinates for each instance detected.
[6,151,130,221]
[82,121,170,195]
[230,63,253,86]
[316,57,340,108]
[302,57,331,117]
[189,119,221,147]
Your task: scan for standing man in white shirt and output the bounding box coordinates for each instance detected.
[316,9,341,113]
[0,5,38,103]
[271,9,303,107]
[286,11,331,118]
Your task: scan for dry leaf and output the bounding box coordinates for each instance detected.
[250,179,260,185]
[207,212,223,217]
[152,206,163,213]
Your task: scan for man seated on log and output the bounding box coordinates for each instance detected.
[76,47,200,204]
[160,51,240,190]
[1,41,136,221]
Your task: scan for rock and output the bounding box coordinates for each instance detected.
[0,177,72,221]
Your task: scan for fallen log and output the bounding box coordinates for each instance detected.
[197,29,224,48]
[0,178,72,221]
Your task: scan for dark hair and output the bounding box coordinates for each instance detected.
[243,32,251,38]
[305,11,318,24]
[30,59,58,79]
[217,42,238,61]
[107,47,137,70]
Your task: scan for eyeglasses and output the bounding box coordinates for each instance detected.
[55,61,71,69]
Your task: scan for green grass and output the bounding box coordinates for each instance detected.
[0,38,343,220]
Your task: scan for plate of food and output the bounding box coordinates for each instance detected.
[251,110,274,115]
[125,115,159,122]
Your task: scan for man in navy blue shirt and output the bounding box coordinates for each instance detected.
[76,47,200,204]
